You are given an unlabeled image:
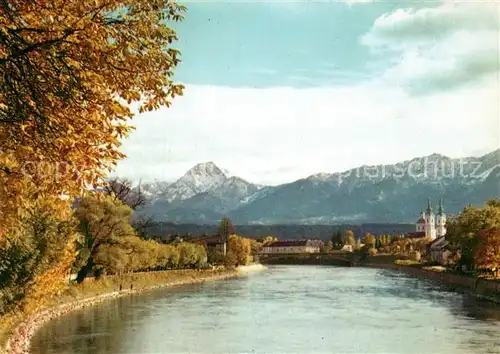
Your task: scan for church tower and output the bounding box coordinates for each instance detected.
[424,199,436,240]
[416,208,425,233]
[436,199,446,237]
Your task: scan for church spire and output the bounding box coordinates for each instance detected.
[438,198,444,215]
[426,199,433,215]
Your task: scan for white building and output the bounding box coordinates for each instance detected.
[261,240,323,254]
[429,236,452,265]
[411,199,446,241]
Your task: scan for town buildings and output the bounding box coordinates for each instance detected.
[408,199,446,241]
[190,235,227,256]
[428,236,453,265]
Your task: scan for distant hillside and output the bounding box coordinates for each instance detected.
[139,149,499,225]
[146,223,415,241]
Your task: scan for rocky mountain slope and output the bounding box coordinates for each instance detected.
[140,150,499,224]
[140,162,260,222]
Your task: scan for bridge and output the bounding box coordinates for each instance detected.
[259,251,359,267]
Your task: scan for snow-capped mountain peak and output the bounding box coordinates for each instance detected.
[184,162,226,185]
[186,161,224,176]
[162,162,228,202]
[138,149,498,224]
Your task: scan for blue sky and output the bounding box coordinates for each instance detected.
[172,1,387,87]
[116,0,499,185]
[172,0,442,88]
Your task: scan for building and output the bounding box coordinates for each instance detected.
[261,239,323,254]
[407,199,446,241]
[428,236,454,265]
[190,235,227,256]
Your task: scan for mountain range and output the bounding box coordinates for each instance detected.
[138,150,500,225]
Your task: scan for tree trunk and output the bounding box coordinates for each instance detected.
[76,257,94,283]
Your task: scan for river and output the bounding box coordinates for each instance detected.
[31,266,500,354]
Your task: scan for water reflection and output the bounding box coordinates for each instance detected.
[31,266,500,354]
[457,296,500,322]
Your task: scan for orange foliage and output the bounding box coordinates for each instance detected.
[0,0,185,235]
[21,240,76,315]
[474,228,500,275]
[0,0,185,318]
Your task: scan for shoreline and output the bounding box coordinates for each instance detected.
[236,263,267,273]
[2,268,242,354]
[363,262,500,304]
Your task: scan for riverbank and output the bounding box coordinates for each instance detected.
[236,263,267,273]
[1,268,240,354]
[364,262,500,304]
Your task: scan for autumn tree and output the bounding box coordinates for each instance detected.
[0,0,185,235]
[378,235,392,246]
[0,0,186,313]
[474,228,500,278]
[343,230,356,246]
[0,205,75,315]
[261,236,278,246]
[446,200,500,269]
[177,242,206,269]
[354,238,363,251]
[414,237,432,255]
[74,193,136,282]
[362,233,376,248]
[226,235,252,267]
[250,239,262,260]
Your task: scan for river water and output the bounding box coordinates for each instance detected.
[31,266,500,354]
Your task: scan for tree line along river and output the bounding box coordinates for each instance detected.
[31,266,500,354]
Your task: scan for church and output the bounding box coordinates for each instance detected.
[408,199,446,241]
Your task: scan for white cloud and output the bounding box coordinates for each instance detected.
[364,2,498,42]
[115,80,498,185]
[113,2,499,185]
[362,2,499,94]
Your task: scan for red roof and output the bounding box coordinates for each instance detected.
[417,217,425,224]
[407,232,426,239]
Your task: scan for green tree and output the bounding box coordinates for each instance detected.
[324,241,333,253]
[218,217,236,240]
[74,194,136,283]
[331,230,343,248]
[207,248,226,266]
[0,207,74,315]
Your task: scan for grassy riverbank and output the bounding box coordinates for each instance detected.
[1,268,239,354]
